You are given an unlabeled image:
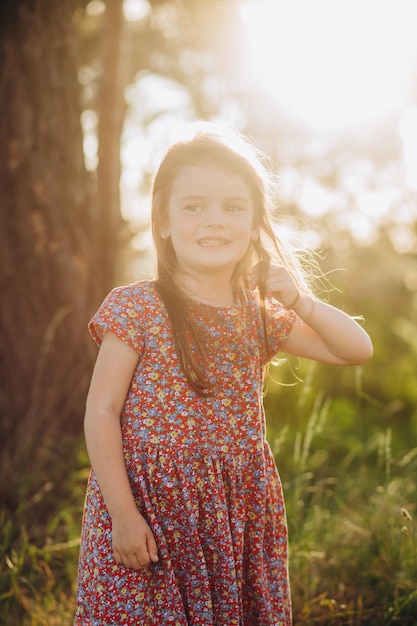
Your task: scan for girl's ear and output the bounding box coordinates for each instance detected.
[250,228,259,241]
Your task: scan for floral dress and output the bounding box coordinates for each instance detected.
[74,280,296,626]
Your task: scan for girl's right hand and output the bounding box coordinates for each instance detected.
[111,509,159,570]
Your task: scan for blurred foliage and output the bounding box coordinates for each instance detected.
[262,219,417,623]
[265,385,417,625]
[0,441,88,626]
[76,0,245,116]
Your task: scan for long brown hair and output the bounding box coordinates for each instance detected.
[151,124,311,395]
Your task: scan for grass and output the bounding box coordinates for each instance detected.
[0,442,88,626]
[267,375,417,625]
[1,381,416,624]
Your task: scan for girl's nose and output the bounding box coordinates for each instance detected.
[205,206,226,228]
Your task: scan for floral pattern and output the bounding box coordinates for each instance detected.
[74,281,296,625]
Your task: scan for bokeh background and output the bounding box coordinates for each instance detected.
[1,1,416,624]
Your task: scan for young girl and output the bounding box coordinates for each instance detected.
[74,124,372,626]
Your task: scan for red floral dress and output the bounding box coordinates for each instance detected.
[74,280,296,625]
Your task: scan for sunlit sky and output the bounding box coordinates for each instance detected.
[240,0,417,130]
[84,0,417,247]
[120,0,417,130]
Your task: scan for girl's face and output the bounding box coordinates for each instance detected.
[163,163,257,280]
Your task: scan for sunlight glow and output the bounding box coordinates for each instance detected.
[241,0,417,130]
[86,0,105,17]
[398,107,417,189]
[123,0,150,22]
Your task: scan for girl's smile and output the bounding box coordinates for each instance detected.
[164,163,257,285]
[198,238,229,246]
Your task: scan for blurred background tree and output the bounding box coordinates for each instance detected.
[1,0,416,623]
[0,0,98,510]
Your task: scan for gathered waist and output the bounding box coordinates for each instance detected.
[122,436,275,469]
[121,413,267,457]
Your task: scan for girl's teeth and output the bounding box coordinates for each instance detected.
[200,240,226,246]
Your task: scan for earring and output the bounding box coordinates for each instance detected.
[161,231,169,240]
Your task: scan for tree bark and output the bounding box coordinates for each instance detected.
[0,0,101,499]
[96,0,126,287]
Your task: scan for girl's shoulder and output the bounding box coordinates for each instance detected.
[96,279,163,324]
[240,288,277,314]
[89,280,163,349]
[108,279,159,305]
[239,287,259,308]
[240,288,290,314]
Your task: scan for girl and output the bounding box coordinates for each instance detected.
[74,124,372,626]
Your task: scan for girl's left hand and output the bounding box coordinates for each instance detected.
[250,262,300,310]
[249,262,373,366]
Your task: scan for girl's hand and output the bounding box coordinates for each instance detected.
[250,261,373,365]
[250,261,300,310]
[111,509,159,570]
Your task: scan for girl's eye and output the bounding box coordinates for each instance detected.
[184,204,203,213]
[225,205,244,213]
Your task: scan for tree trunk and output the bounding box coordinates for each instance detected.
[96,0,126,288]
[0,0,103,502]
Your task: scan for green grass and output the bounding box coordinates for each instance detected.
[266,375,417,625]
[0,442,88,626]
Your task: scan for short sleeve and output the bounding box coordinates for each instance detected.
[263,295,297,361]
[88,285,145,355]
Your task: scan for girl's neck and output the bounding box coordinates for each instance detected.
[174,271,236,306]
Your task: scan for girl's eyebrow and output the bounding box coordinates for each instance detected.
[179,195,207,201]
[224,196,250,204]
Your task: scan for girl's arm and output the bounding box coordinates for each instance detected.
[282,297,373,364]
[84,330,159,569]
[261,265,373,365]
